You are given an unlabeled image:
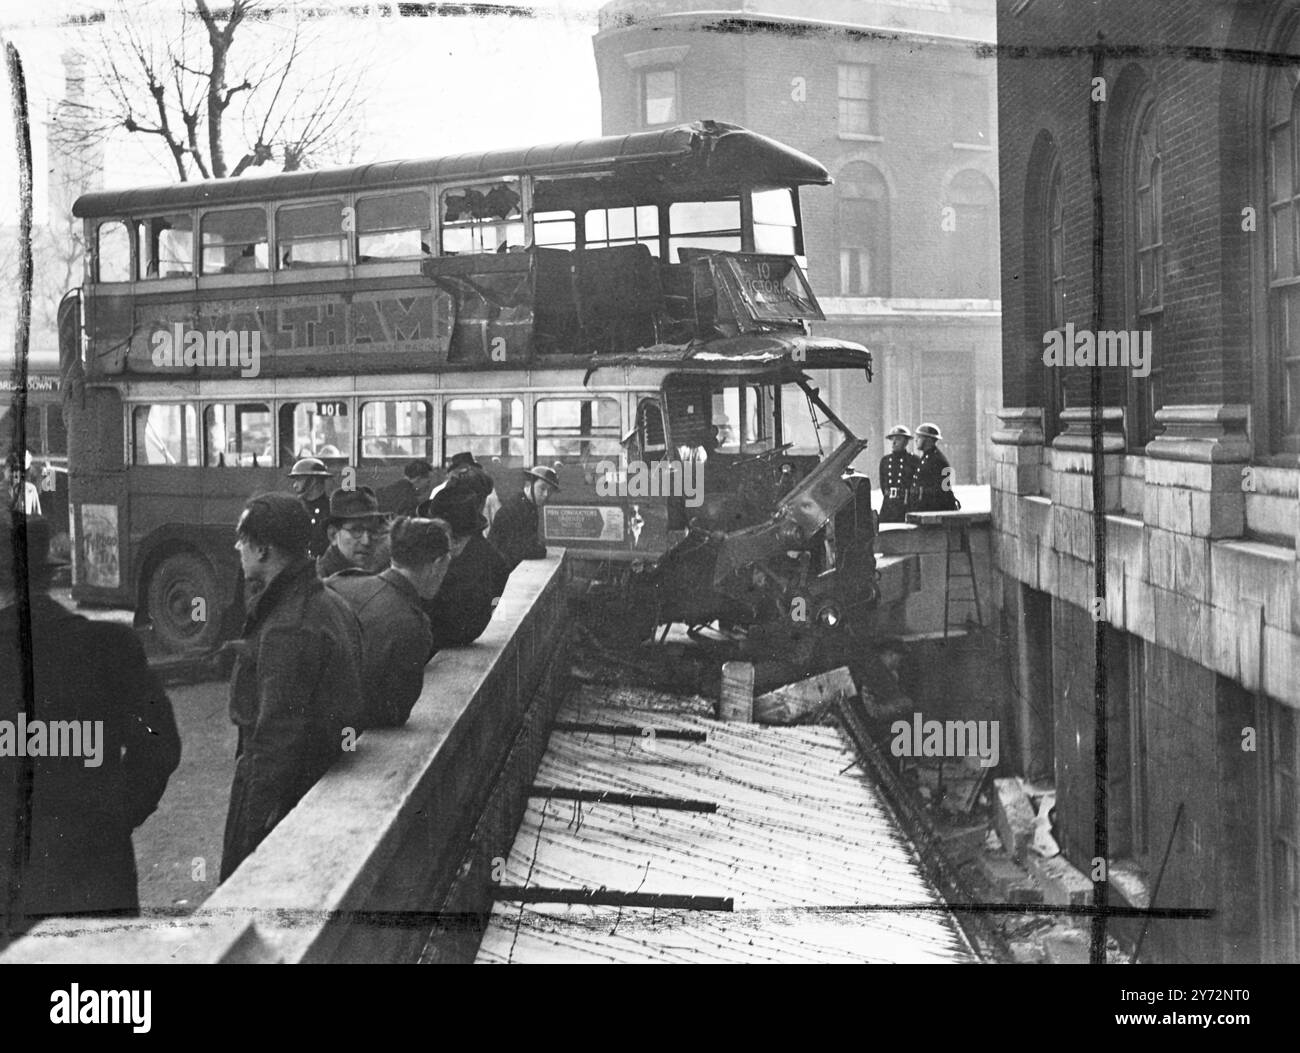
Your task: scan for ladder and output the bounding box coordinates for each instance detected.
[942,515,983,640]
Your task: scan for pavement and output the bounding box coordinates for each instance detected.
[132,677,237,917]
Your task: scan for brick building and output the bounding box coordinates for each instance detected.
[593,0,1000,483]
[995,0,1300,962]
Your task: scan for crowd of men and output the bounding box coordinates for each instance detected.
[223,453,559,877]
[1,453,561,942]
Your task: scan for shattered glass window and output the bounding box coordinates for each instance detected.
[440,180,525,255]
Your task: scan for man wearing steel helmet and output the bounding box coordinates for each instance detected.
[288,457,333,558]
[487,465,559,572]
[912,422,961,512]
[878,425,920,523]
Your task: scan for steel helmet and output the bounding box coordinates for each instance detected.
[885,424,913,439]
[523,465,561,491]
[289,457,333,478]
[915,422,943,441]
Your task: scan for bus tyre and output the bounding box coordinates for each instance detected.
[146,551,223,653]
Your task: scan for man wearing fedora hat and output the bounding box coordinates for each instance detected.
[912,422,961,513]
[488,465,559,573]
[422,478,510,654]
[316,486,391,579]
[1,513,180,939]
[878,424,921,524]
[221,493,363,880]
[288,457,334,559]
[376,460,436,518]
[426,451,502,527]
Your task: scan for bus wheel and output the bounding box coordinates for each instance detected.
[146,551,223,653]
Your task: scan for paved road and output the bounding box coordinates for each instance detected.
[133,678,236,916]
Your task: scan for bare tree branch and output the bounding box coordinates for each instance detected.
[72,0,368,183]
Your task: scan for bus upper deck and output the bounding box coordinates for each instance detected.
[66,121,846,379]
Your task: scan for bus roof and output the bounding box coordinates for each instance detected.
[73,121,831,219]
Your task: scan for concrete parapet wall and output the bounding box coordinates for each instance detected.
[1,554,570,965]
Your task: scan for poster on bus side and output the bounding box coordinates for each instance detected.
[78,503,120,589]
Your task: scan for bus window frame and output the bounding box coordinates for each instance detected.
[438,178,526,256]
[666,196,745,264]
[130,402,200,467]
[581,204,662,257]
[94,219,133,285]
[275,198,350,273]
[355,189,435,264]
[135,211,196,282]
[199,204,272,282]
[358,397,436,466]
[533,395,623,465]
[278,398,355,471]
[202,400,273,468]
[443,393,526,467]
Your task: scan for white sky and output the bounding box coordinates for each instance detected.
[0,0,611,221]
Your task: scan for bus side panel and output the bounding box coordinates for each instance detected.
[68,386,129,605]
[543,462,672,560]
[127,466,274,607]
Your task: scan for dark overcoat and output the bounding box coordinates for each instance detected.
[1,595,180,935]
[221,558,363,880]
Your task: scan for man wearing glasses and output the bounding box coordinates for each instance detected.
[316,487,391,579]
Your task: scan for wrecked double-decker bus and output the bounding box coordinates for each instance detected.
[61,119,876,653]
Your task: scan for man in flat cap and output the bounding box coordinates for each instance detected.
[422,478,510,655]
[1,513,180,943]
[316,486,391,579]
[487,465,559,573]
[878,425,920,524]
[327,517,452,729]
[221,493,364,880]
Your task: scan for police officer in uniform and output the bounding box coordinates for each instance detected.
[288,457,333,559]
[877,424,920,523]
[912,422,960,512]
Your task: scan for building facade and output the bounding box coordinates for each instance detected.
[996,0,1300,963]
[593,0,1000,483]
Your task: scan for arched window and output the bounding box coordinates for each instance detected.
[1126,98,1162,448]
[1133,103,1163,314]
[836,162,889,296]
[1267,64,1300,453]
[945,169,996,299]
[1039,149,1066,438]
[1046,156,1065,331]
